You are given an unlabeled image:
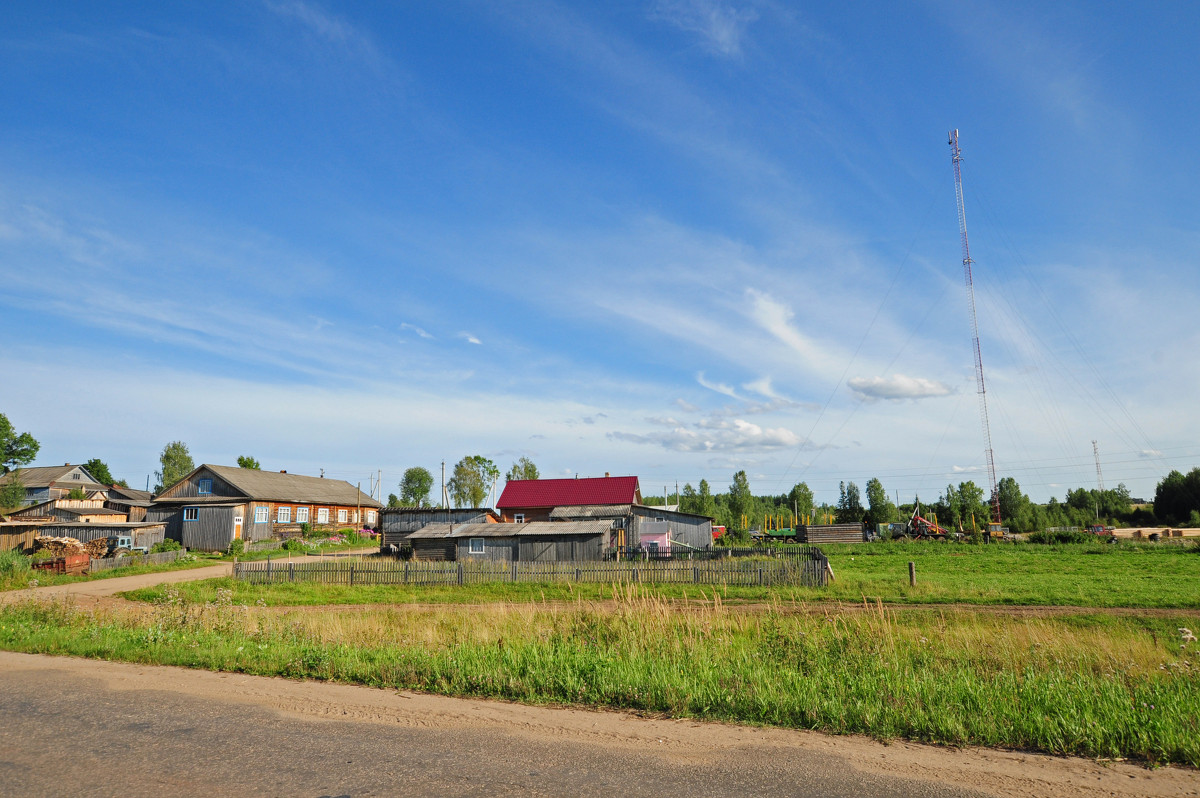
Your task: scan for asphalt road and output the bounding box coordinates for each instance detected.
[0,655,989,798]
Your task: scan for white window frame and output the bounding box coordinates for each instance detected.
[296,506,310,523]
[184,507,199,521]
[277,506,291,523]
[514,513,525,524]
[198,478,213,495]
[469,538,485,554]
[254,506,269,524]
[337,509,348,523]
[366,510,376,523]
[317,508,329,524]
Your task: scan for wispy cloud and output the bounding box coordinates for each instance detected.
[400,322,433,339]
[263,0,380,62]
[648,0,759,57]
[697,371,740,399]
[458,332,482,345]
[847,374,954,401]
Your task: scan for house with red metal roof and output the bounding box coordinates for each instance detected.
[496,475,641,522]
[496,474,712,553]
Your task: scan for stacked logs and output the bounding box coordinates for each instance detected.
[32,536,86,556]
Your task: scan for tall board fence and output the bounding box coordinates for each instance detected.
[233,552,828,588]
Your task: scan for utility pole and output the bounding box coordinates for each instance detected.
[1092,440,1105,492]
[441,460,449,510]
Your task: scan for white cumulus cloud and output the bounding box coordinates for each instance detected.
[848,374,953,401]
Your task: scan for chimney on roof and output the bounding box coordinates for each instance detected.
[280,470,287,474]
[605,472,610,478]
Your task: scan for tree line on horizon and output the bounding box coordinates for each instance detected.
[4,411,1200,530]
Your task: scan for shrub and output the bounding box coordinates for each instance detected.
[282,538,307,552]
[227,539,245,556]
[299,522,313,538]
[1028,529,1093,545]
[0,550,30,576]
[151,539,182,553]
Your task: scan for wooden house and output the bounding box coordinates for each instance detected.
[497,475,713,550]
[0,464,107,506]
[497,475,642,523]
[147,464,381,551]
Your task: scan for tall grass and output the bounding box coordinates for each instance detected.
[2,588,1197,765]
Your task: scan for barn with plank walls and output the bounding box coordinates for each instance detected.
[149,465,381,551]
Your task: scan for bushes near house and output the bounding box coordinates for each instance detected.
[151,539,182,554]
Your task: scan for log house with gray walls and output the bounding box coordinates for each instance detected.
[147,464,381,551]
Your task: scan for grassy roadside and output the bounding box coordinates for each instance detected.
[124,541,1200,609]
[1,591,1197,766]
[0,554,224,592]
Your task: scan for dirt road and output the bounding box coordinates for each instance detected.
[0,652,1194,798]
[0,562,234,606]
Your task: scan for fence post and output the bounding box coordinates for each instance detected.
[511,562,517,582]
[633,566,639,583]
[458,563,463,586]
[575,567,581,582]
[758,567,764,586]
[908,561,916,587]
[350,565,355,586]
[405,561,409,584]
[693,566,698,583]
[289,562,294,582]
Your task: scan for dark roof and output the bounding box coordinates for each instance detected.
[407,521,612,539]
[497,476,640,509]
[379,507,495,516]
[548,504,632,520]
[57,506,126,517]
[0,464,104,489]
[107,485,153,502]
[159,464,381,508]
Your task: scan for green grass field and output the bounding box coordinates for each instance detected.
[1,590,1197,765]
[124,540,1200,609]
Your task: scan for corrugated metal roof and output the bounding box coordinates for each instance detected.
[497,477,640,509]
[404,521,612,539]
[548,504,632,519]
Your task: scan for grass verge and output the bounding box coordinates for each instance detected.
[2,589,1197,766]
[0,554,223,591]
[123,540,1200,609]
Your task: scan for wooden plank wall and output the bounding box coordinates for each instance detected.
[0,528,37,553]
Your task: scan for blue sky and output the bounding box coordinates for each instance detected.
[2,0,1198,504]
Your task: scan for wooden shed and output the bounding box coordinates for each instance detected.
[405,525,457,561]
[379,507,498,548]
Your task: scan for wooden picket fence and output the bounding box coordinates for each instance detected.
[233,554,828,587]
[88,548,191,573]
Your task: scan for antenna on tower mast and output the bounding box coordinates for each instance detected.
[950,129,1001,526]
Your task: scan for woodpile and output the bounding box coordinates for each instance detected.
[84,538,111,558]
[33,536,86,556]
